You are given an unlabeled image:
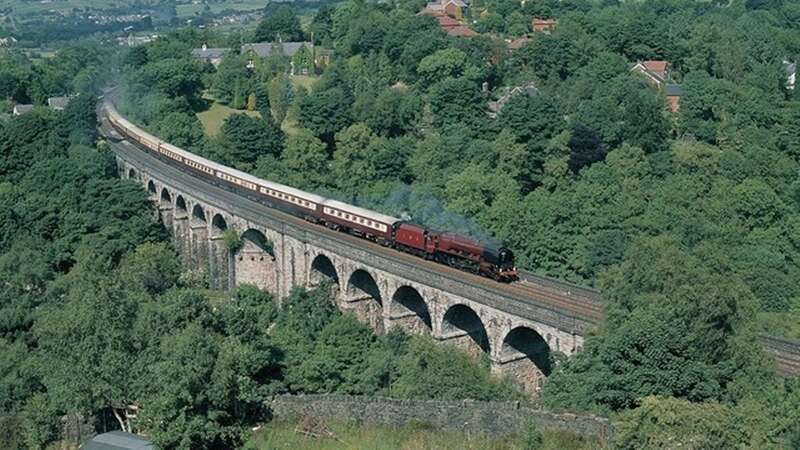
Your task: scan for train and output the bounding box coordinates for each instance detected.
[101,101,518,282]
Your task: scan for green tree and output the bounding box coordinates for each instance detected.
[417,48,468,86]
[254,7,304,43]
[297,87,353,144]
[277,129,329,188]
[220,113,285,168]
[331,123,386,195]
[428,77,484,129]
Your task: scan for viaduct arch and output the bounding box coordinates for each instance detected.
[115,142,591,397]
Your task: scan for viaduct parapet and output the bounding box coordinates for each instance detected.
[110,135,602,395]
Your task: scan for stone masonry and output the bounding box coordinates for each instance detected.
[117,152,588,396]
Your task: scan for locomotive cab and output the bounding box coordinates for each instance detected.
[495,247,518,281]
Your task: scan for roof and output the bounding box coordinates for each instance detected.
[446,0,468,7]
[191,47,228,59]
[665,83,683,96]
[532,18,557,25]
[642,60,668,74]
[81,431,153,450]
[488,82,538,115]
[241,42,312,58]
[508,37,530,50]
[437,15,461,28]
[322,199,400,226]
[47,96,72,110]
[13,104,34,114]
[784,61,796,75]
[630,60,670,83]
[447,26,477,37]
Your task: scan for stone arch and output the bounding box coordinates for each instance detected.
[390,286,432,335]
[211,213,228,238]
[160,188,172,209]
[441,304,490,356]
[175,195,187,215]
[310,254,339,287]
[344,268,384,334]
[498,326,552,395]
[500,327,552,376]
[191,204,207,227]
[234,229,277,293]
[147,180,157,195]
[128,168,137,180]
[346,269,382,304]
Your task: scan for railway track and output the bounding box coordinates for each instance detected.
[101,114,800,376]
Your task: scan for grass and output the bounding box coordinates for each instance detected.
[291,75,318,91]
[196,96,261,136]
[758,311,800,340]
[198,75,319,137]
[246,418,603,450]
[176,0,266,18]
[6,0,265,18]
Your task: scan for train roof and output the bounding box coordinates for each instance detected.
[106,100,394,225]
[154,129,327,205]
[322,199,400,225]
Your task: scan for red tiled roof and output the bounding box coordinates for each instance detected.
[448,25,477,37]
[508,37,530,50]
[437,15,461,29]
[642,60,668,74]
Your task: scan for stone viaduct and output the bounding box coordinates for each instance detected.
[113,139,597,396]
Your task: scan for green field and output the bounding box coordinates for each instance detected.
[198,75,318,137]
[5,0,265,19]
[176,0,267,18]
[246,418,601,450]
[197,97,262,136]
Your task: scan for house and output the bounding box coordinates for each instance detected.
[13,104,34,116]
[0,37,17,48]
[423,0,467,19]
[532,18,557,33]
[630,60,671,87]
[81,431,153,450]
[665,83,682,113]
[315,49,334,67]
[447,25,478,38]
[118,34,158,47]
[191,44,228,67]
[436,15,461,32]
[47,96,73,111]
[488,81,539,117]
[784,60,796,90]
[241,42,324,75]
[507,37,531,51]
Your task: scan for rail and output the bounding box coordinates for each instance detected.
[518,270,603,303]
[100,103,800,377]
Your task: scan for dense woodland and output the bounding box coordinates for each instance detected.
[116,0,800,446]
[1,0,800,447]
[0,73,520,448]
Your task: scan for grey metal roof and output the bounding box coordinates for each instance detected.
[191,47,229,59]
[241,42,312,58]
[81,431,153,450]
[13,104,34,115]
[785,61,796,75]
[47,96,72,110]
[665,83,683,96]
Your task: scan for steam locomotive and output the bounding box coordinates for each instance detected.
[102,101,518,282]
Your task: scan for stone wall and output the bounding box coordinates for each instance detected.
[266,394,614,441]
